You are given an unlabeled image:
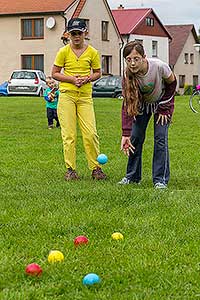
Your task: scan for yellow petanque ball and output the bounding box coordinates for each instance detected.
[112,232,124,240]
[48,250,64,263]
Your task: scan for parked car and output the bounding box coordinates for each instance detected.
[7,70,48,96]
[92,75,123,99]
[0,81,8,96]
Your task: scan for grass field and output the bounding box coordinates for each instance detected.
[1,95,200,300]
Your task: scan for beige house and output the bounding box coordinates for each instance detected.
[0,0,122,83]
[165,25,200,94]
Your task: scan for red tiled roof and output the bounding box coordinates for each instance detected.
[112,8,151,34]
[165,24,198,66]
[0,0,76,15]
[73,0,86,18]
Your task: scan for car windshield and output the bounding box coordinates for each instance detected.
[108,77,122,87]
[108,78,117,86]
[11,71,36,80]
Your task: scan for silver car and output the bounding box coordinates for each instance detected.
[8,69,48,96]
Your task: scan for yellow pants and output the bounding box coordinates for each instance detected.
[58,90,100,170]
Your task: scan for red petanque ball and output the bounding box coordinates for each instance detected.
[74,235,89,246]
[25,263,43,276]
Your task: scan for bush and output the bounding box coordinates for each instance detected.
[184,84,193,95]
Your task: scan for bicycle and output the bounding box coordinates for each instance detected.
[189,84,200,113]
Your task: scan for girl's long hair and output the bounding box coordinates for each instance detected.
[123,41,145,116]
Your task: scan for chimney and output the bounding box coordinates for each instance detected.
[118,4,124,9]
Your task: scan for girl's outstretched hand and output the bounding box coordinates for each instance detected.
[121,136,135,156]
[156,114,171,125]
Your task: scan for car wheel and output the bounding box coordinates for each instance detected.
[115,93,123,99]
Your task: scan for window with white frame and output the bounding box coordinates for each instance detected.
[146,17,154,26]
[102,55,112,75]
[152,41,158,57]
[21,55,44,71]
[21,18,44,39]
[102,21,109,41]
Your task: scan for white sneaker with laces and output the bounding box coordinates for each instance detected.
[118,177,140,185]
[154,182,167,189]
[118,177,130,185]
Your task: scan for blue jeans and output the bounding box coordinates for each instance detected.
[47,107,60,127]
[126,110,170,185]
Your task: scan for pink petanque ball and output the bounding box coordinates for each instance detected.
[74,235,89,246]
[25,263,42,276]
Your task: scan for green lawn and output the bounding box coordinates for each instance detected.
[1,95,200,300]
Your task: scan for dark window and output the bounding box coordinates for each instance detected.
[102,55,112,75]
[102,21,109,41]
[146,17,154,26]
[21,18,44,39]
[193,75,198,87]
[84,19,89,31]
[135,39,143,44]
[83,19,89,40]
[152,41,158,57]
[190,53,194,64]
[184,53,189,64]
[21,55,44,71]
[179,75,185,88]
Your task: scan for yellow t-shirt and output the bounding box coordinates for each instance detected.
[54,44,101,93]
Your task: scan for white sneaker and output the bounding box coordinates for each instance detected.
[118,177,140,185]
[118,177,130,185]
[154,182,167,189]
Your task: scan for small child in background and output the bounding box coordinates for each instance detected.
[44,76,60,129]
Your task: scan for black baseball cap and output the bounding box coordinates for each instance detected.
[67,18,87,32]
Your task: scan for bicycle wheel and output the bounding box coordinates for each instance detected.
[189,90,200,113]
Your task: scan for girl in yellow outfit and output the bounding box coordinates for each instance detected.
[52,18,106,181]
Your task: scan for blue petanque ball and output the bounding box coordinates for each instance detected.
[82,273,101,285]
[97,154,108,165]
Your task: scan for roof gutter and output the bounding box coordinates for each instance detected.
[61,12,67,30]
[119,40,124,76]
